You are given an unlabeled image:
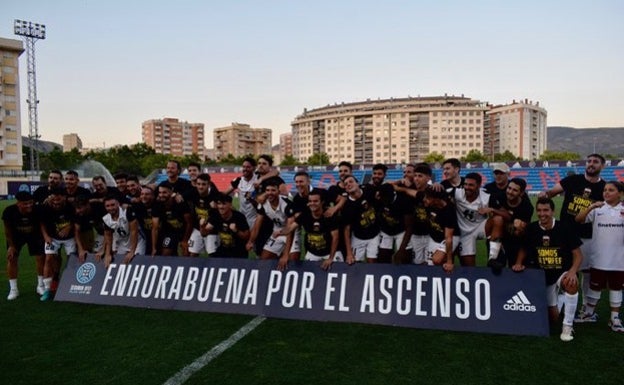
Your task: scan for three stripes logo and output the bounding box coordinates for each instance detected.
[503,290,537,312]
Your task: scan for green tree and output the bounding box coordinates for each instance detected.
[423,152,445,163]
[461,150,487,162]
[539,150,581,161]
[280,154,299,166]
[307,152,330,166]
[493,150,521,162]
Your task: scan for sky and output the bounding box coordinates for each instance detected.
[2,0,623,149]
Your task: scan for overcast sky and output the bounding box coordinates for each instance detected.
[3,0,623,148]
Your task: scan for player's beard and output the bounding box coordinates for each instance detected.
[585,167,600,177]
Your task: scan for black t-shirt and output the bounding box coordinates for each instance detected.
[427,202,460,243]
[159,177,193,196]
[411,191,430,236]
[39,203,76,240]
[75,203,107,236]
[559,174,606,239]
[500,196,534,242]
[525,220,582,285]
[378,192,413,236]
[33,186,53,205]
[66,186,92,206]
[483,181,507,205]
[151,200,191,237]
[296,208,339,256]
[185,188,220,228]
[2,204,42,240]
[208,209,250,258]
[342,188,380,240]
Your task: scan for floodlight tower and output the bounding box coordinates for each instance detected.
[14,19,46,172]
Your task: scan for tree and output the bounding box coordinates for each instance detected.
[493,150,520,162]
[280,154,299,166]
[423,152,445,163]
[462,150,487,162]
[307,152,330,166]
[539,150,581,161]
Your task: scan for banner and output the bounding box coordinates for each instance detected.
[56,255,549,336]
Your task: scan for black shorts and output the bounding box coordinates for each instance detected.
[160,233,182,251]
[11,237,45,256]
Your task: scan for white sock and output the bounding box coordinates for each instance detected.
[609,290,622,309]
[37,275,44,286]
[581,271,590,306]
[563,292,579,326]
[557,293,565,313]
[488,240,502,260]
[9,279,18,291]
[43,277,52,290]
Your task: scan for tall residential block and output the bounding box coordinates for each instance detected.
[0,38,25,170]
[291,96,489,164]
[280,132,293,159]
[484,100,547,160]
[142,117,205,157]
[63,133,83,152]
[213,122,272,160]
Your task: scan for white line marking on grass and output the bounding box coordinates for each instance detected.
[163,316,266,385]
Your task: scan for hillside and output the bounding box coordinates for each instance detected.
[547,126,624,157]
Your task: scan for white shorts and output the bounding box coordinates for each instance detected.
[379,231,412,251]
[578,238,593,271]
[458,220,487,256]
[115,237,146,256]
[425,236,460,265]
[305,250,344,262]
[45,238,77,256]
[411,234,429,264]
[264,235,288,256]
[188,228,220,255]
[546,273,567,307]
[351,234,380,261]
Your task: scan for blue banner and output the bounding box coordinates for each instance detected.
[56,255,549,336]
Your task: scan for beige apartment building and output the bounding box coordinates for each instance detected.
[279,132,292,159]
[291,96,489,164]
[213,122,272,160]
[484,100,547,160]
[0,38,24,170]
[142,117,205,157]
[63,133,83,152]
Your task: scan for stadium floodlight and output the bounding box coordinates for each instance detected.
[14,19,46,172]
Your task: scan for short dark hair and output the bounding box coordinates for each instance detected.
[258,154,273,166]
[15,191,33,202]
[536,197,555,210]
[127,175,140,183]
[294,171,310,180]
[197,173,211,182]
[167,160,182,171]
[509,178,527,192]
[188,162,201,170]
[344,174,359,184]
[65,170,79,178]
[114,172,128,181]
[49,169,63,177]
[465,172,482,185]
[243,157,257,167]
[50,187,66,196]
[92,175,106,184]
[414,163,432,177]
[338,161,353,170]
[104,194,120,203]
[606,180,624,192]
[443,158,461,169]
[587,153,606,164]
[424,186,448,200]
[309,188,326,202]
[372,163,388,173]
[216,193,233,203]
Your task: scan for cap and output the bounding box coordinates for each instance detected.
[493,163,510,173]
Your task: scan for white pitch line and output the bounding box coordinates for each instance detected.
[163,316,266,385]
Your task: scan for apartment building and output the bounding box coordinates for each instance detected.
[0,38,24,170]
[484,100,547,160]
[291,96,489,164]
[279,132,292,159]
[142,117,205,157]
[63,133,83,152]
[213,122,272,160]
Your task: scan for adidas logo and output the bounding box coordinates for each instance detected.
[503,290,537,312]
